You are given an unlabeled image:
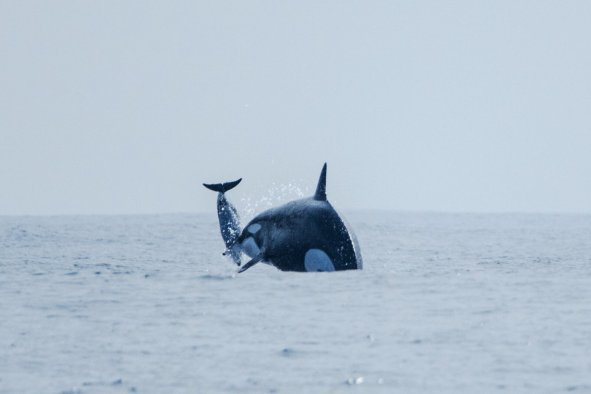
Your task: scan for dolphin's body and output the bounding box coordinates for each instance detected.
[202,179,242,265]
[204,164,362,273]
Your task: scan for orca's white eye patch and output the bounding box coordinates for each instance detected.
[248,223,262,234]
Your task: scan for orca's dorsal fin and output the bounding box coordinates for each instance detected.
[314,163,327,201]
[203,178,242,193]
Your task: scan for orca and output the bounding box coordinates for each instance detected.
[203,163,362,273]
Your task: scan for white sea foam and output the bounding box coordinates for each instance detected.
[1,212,591,393]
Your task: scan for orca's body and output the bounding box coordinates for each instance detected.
[203,164,362,273]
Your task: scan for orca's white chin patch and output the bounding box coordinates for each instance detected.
[304,249,335,272]
[241,237,261,258]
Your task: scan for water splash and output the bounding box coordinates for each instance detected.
[238,182,309,221]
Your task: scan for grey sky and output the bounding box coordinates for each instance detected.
[1,1,590,215]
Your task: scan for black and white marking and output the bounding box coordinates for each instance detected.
[204,163,362,273]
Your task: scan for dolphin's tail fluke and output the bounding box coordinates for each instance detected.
[203,178,242,193]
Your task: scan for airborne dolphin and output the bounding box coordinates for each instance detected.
[203,163,362,273]
[202,178,242,265]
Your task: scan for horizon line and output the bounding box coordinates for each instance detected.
[1,208,590,218]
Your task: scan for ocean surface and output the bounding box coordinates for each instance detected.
[1,212,591,394]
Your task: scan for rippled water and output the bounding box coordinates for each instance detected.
[1,212,590,393]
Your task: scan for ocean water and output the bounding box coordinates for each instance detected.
[1,212,590,394]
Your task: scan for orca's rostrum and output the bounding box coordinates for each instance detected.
[203,163,362,273]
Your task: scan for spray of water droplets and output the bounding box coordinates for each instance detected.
[238,182,310,222]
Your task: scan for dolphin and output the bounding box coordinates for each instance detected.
[202,178,243,266]
[203,163,362,273]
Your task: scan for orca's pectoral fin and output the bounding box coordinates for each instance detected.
[238,253,265,273]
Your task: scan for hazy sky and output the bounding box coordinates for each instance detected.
[1,1,590,215]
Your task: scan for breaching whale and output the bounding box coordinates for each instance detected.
[203,163,362,273]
